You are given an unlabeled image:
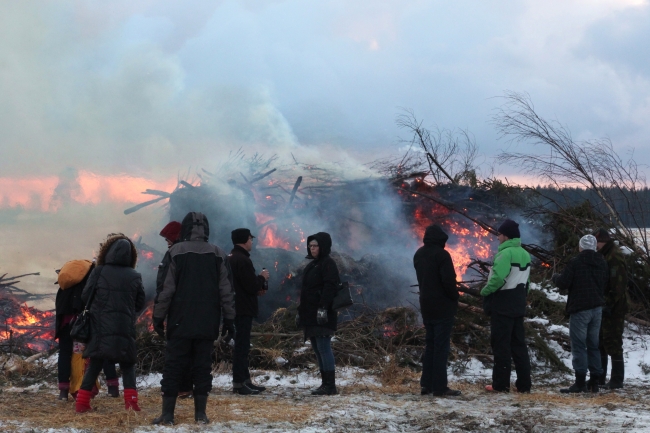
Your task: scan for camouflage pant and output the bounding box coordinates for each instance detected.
[599,316,624,357]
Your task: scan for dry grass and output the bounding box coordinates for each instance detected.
[0,388,314,432]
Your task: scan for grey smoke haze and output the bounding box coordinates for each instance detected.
[2,1,650,308]
[2,0,650,178]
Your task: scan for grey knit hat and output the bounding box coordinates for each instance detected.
[579,234,597,251]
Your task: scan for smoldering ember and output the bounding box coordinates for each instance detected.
[3,101,650,432]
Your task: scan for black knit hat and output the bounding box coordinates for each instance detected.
[592,228,612,243]
[231,228,255,245]
[497,219,520,239]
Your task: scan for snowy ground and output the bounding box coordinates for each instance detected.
[2,283,650,432]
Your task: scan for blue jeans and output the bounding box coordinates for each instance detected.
[310,336,335,372]
[421,317,455,393]
[570,307,603,376]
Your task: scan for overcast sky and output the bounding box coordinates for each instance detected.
[1,0,650,180]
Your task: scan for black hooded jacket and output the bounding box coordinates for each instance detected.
[54,263,94,340]
[82,239,145,363]
[413,225,459,320]
[553,249,608,315]
[298,232,340,331]
[154,212,235,340]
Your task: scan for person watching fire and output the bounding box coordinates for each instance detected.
[153,212,235,425]
[297,232,341,395]
[413,224,462,397]
[553,234,608,393]
[229,228,270,395]
[156,221,193,400]
[75,234,146,413]
[480,219,532,393]
[593,228,629,389]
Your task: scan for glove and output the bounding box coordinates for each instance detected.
[316,308,328,325]
[153,317,165,338]
[295,313,301,329]
[221,318,235,343]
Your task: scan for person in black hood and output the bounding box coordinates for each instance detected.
[553,235,607,393]
[413,225,461,397]
[297,232,340,396]
[75,234,146,414]
[153,212,235,425]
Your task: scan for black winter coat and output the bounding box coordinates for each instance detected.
[298,232,340,331]
[229,245,265,318]
[414,225,459,320]
[553,249,607,315]
[154,212,235,340]
[82,240,145,362]
[54,264,94,340]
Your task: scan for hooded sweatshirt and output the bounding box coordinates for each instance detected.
[298,232,340,331]
[553,249,607,315]
[154,212,235,340]
[413,225,459,320]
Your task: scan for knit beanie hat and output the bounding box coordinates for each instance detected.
[592,228,612,243]
[497,219,520,239]
[159,221,182,243]
[579,234,597,251]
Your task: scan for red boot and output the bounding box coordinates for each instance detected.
[75,389,93,413]
[124,388,141,411]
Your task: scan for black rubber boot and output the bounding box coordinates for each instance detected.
[311,370,337,395]
[587,375,599,393]
[233,384,259,395]
[107,385,120,398]
[560,373,587,393]
[311,370,325,394]
[194,394,209,424]
[58,389,69,401]
[245,379,266,393]
[152,396,177,425]
[606,355,625,389]
[599,354,608,386]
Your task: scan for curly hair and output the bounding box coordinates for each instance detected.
[96,233,137,268]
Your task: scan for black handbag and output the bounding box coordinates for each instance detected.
[70,269,100,343]
[332,281,353,311]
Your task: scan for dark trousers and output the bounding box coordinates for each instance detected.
[161,338,213,397]
[57,326,73,387]
[490,314,531,392]
[58,327,117,387]
[420,316,455,393]
[80,358,135,391]
[233,315,253,384]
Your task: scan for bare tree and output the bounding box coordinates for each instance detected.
[494,91,650,261]
[396,109,480,186]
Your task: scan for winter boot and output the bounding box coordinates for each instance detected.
[58,387,69,401]
[152,396,177,425]
[311,370,337,395]
[232,383,259,395]
[599,354,608,386]
[245,379,266,393]
[560,372,587,393]
[587,375,599,393]
[194,394,210,424]
[75,389,93,413]
[606,355,625,389]
[123,388,141,411]
[311,370,326,394]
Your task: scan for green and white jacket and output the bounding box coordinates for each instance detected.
[480,238,531,317]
